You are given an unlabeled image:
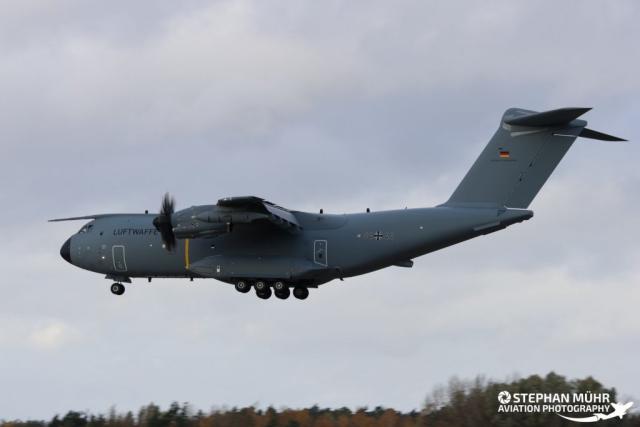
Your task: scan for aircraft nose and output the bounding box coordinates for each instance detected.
[60,238,71,263]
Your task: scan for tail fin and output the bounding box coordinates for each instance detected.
[443,107,625,209]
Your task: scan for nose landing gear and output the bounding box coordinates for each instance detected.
[110,283,125,295]
[106,275,130,296]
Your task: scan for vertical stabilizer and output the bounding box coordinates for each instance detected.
[443,108,624,209]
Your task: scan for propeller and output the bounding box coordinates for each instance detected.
[153,193,176,251]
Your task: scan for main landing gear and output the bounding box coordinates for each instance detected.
[273,281,290,300]
[110,283,125,295]
[293,286,309,300]
[234,280,309,300]
[234,280,251,293]
[256,287,272,300]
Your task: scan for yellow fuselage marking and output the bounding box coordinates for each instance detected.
[185,239,190,269]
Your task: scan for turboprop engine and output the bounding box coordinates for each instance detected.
[152,193,274,249]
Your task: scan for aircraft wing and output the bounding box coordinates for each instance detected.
[217,196,302,231]
[49,214,136,222]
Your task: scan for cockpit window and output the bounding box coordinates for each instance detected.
[78,224,94,233]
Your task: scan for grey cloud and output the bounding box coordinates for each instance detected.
[1,0,639,420]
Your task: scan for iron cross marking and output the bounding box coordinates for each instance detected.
[363,231,393,241]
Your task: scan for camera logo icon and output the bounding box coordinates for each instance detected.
[498,391,511,404]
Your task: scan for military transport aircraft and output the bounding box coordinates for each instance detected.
[51,107,625,300]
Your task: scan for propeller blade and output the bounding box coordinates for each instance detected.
[161,192,175,216]
[153,193,176,251]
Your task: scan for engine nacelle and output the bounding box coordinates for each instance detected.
[173,221,227,239]
[171,205,268,239]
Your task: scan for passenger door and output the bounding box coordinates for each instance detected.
[112,245,128,272]
[314,240,327,266]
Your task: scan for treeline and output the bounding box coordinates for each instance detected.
[423,372,637,427]
[2,373,638,427]
[1,406,421,427]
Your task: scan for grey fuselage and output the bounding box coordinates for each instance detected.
[63,206,532,287]
[57,107,624,291]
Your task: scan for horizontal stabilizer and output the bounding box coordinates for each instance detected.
[579,127,627,142]
[504,107,591,127]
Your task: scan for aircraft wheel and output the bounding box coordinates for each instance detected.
[235,280,251,293]
[275,287,290,300]
[256,287,272,300]
[293,287,309,300]
[273,281,287,292]
[254,280,268,292]
[110,283,125,295]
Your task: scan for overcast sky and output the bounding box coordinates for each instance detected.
[1,0,639,420]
